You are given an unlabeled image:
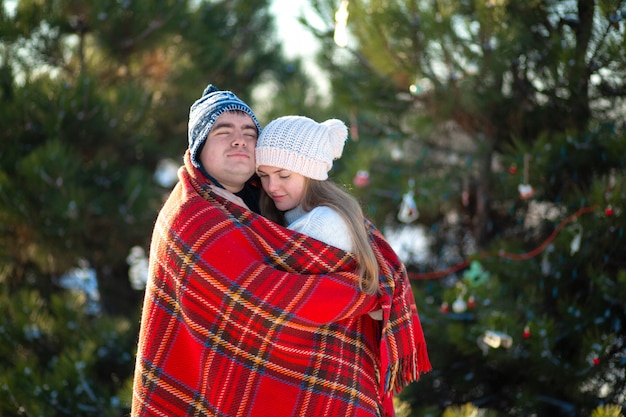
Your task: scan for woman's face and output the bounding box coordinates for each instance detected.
[257,166,306,212]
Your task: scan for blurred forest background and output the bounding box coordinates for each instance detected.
[1,0,625,416]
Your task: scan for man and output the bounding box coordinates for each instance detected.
[188,84,262,212]
[131,85,430,417]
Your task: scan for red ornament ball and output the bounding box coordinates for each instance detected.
[440,302,450,314]
[592,357,600,366]
[353,170,370,187]
[605,205,614,217]
[467,295,476,309]
[522,326,531,339]
[509,164,517,175]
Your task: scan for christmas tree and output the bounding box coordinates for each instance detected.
[304,0,626,415]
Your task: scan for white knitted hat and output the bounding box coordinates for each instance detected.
[255,116,348,180]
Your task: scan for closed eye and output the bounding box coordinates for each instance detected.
[213,128,234,136]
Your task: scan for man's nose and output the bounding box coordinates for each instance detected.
[231,132,247,147]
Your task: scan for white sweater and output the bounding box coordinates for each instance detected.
[285,205,353,252]
[285,205,382,320]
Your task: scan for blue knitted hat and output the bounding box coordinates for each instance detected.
[188,84,261,169]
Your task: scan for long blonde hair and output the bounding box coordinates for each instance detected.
[260,179,380,294]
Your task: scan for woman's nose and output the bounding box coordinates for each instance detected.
[266,177,278,192]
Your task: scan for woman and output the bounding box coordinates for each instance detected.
[256,116,379,295]
[254,115,428,415]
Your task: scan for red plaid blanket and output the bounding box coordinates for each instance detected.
[131,152,430,417]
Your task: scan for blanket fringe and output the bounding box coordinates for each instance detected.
[384,343,432,394]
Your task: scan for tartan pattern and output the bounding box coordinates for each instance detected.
[131,152,430,417]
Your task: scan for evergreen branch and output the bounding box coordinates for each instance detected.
[120,1,186,51]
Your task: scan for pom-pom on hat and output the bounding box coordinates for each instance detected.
[255,116,348,180]
[188,84,261,169]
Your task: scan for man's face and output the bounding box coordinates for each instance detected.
[199,112,258,193]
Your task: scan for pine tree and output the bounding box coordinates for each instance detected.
[308,0,626,415]
[0,0,296,414]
